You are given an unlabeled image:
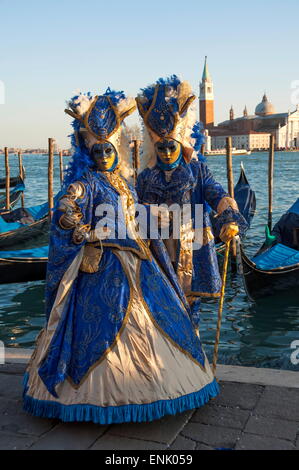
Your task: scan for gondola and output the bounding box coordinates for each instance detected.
[0,181,25,212]
[234,162,256,227]
[239,198,299,300]
[212,163,256,250]
[0,166,26,189]
[0,245,48,284]
[0,192,61,250]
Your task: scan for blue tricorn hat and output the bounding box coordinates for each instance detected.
[136,75,196,140]
[65,89,136,143]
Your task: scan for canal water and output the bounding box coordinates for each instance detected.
[0,151,298,370]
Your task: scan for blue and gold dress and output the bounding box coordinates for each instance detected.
[23,168,219,424]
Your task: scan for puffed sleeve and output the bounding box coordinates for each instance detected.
[57,181,91,244]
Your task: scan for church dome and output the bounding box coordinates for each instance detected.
[255,94,276,116]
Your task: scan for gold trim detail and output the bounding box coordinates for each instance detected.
[202,226,215,245]
[135,96,146,119]
[179,95,196,116]
[101,242,150,260]
[120,104,137,121]
[26,328,45,372]
[64,109,82,121]
[144,84,159,127]
[186,291,221,298]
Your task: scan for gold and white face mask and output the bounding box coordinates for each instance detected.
[155,138,182,166]
[90,142,118,172]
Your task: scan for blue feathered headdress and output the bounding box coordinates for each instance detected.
[65,88,136,142]
[63,88,136,187]
[136,75,206,166]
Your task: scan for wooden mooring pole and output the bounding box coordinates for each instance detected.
[226,137,234,198]
[268,135,275,231]
[18,150,25,208]
[59,150,64,186]
[226,137,237,265]
[48,138,54,221]
[4,147,10,210]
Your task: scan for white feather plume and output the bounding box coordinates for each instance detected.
[68,92,93,116]
[117,96,136,118]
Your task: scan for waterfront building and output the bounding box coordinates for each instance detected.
[200,58,299,150]
[211,131,271,151]
[199,56,214,128]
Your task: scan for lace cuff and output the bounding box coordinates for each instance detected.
[213,206,248,239]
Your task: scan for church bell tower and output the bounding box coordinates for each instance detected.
[199,56,214,129]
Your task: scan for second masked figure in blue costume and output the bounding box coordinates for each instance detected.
[136,76,248,327]
[23,88,219,424]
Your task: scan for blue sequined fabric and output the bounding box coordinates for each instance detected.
[145,85,178,137]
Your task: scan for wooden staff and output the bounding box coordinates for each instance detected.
[212,240,231,375]
[226,137,237,262]
[59,150,63,186]
[268,135,275,231]
[48,138,54,221]
[132,139,140,185]
[4,147,10,210]
[18,150,25,208]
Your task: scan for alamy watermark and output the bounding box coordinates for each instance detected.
[94,200,204,250]
[0,341,4,364]
[0,81,5,104]
[290,340,299,366]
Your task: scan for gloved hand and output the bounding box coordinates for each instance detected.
[219,222,239,243]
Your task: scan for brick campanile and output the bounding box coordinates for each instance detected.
[199,56,214,129]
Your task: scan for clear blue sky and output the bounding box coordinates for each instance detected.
[1,0,299,148]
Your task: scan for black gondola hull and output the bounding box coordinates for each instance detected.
[0,171,25,190]
[0,258,47,284]
[0,190,23,212]
[240,246,299,300]
[0,217,49,250]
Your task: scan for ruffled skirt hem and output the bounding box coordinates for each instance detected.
[23,373,219,425]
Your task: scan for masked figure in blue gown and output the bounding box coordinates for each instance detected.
[136,76,248,327]
[23,88,219,425]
